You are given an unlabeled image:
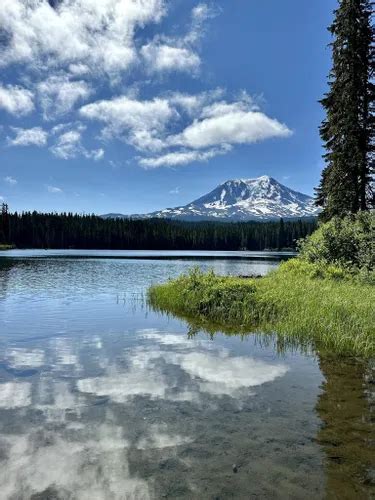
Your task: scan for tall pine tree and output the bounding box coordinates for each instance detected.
[317,0,374,220]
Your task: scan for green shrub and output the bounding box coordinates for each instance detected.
[298,212,374,272]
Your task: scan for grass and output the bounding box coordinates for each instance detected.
[148,259,375,357]
[0,244,15,250]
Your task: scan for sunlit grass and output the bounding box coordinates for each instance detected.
[148,259,375,357]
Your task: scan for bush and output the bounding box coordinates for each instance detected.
[298,212,374,272]
[279,258,351,281]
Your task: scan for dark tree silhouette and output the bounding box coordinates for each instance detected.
[5,211,317,251]
[317,0,374,219]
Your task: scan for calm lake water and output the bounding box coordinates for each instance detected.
[0,251,373,499]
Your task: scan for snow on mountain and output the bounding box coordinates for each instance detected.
[102,176,320,221]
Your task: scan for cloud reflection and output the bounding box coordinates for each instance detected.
[0,382,31,409]
[5,348,45,368]
[178,351,288,396]
[0,329,289,499]
[0,421,151,500]
[78,332,288,402]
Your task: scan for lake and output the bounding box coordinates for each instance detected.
[0,251,373,499]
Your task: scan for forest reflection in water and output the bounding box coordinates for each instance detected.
[317,355,375,499]
[0,255,373,499]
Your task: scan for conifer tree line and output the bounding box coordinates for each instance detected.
[317,0,374,219]
[1,211,316,251]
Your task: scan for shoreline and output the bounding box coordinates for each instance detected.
[148,259,375,357]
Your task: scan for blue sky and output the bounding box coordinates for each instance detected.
[0,0,336,214]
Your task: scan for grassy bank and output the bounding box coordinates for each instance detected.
[148,259,375,357]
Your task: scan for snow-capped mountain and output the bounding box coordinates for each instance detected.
[103,176,320,221]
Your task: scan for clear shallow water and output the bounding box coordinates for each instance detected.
[0,253,373,499]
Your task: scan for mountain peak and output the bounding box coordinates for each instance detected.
[194,175,303,210]
[225,175,272,184]
[244,175,272,183]
[103,176,320,221]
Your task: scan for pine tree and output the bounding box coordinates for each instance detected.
[277,218,286,250]
[0,203,9,243]
[316,0,374,220]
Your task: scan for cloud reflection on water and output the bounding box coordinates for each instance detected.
[5,348,45,369]
[0,328,289,499]
[78,331,288,402]
[0,419,151,500]
[0,381,32,409]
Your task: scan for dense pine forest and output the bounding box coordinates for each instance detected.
[1,211,316,251]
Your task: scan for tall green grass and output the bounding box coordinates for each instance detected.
[148,259,375,357]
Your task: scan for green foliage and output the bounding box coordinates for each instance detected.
[149,259,375,357]
[298,212,374,273]
[6,211,317,251]
[317,0,374,219]
[150,267,257,324]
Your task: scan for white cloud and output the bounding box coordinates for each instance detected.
[0,0,166,75]
[186,3,218,44]
[50,125,104,161]
[80,96,175,152]
[38,75,91,119]
[141,43,200,73]
[50,129,82,159]
[139,146,230,168]
[7,127,48,147]
[51,122,74,135]
[4,176,17,185]
[192,3,215,22]
[86,148,104,161]
[169,187,180,195]
[167,89,224,116]
[47,185,63,193]
[140,3,216,75]
[68,63,90,76]
[0,1,291,169]
[0,84,34,116]
[80,91,291,167]
[173,103,292,150]
[139,94,291,166]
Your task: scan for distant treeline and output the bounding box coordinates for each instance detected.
[1,212,317,250]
